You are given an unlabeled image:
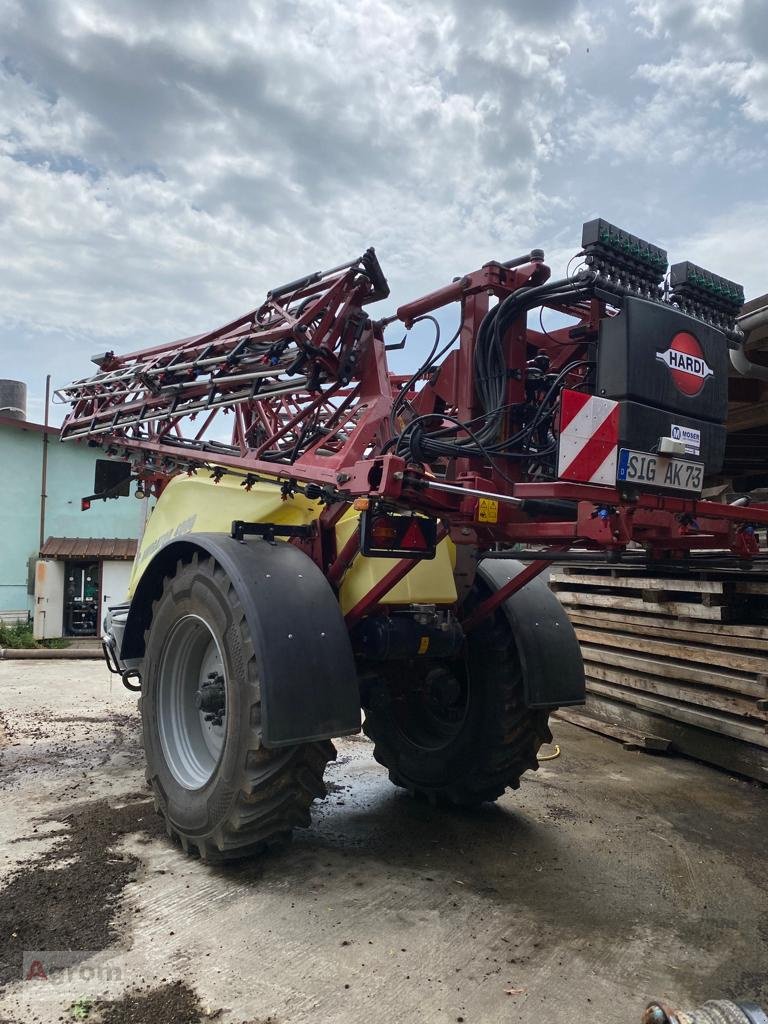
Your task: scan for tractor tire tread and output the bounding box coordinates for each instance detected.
[363,621,551,807]
[142,553,334,862]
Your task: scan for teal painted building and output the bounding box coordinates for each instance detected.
[0,413,146,624]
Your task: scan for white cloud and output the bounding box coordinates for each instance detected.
[0,0,591,345]
[733,61,768,121]
[674,201,768,301]
[0,0,767,418]
[631,1,768,121]
[637,55,768,122]
[631,0,744,37]
[564,2,768,168]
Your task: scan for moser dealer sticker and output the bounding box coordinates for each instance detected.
[656,331,713,397]
[671,423,701,455]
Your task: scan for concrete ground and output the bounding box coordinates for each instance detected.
[0,659,766,1024]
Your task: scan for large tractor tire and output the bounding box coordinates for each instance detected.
[361,595,552,806]
[139,553,333,861]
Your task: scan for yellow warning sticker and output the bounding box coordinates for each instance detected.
[418,636,430,655]
[477,497,499,523]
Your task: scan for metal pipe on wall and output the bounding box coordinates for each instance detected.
[39,374,50,552]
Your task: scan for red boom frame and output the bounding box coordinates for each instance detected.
[57,248,768,627]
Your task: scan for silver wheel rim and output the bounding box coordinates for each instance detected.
[157,614,227,790]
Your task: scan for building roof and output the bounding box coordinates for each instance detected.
[743,293,768,316]
[0,415,61,436]
[40,537,138,561]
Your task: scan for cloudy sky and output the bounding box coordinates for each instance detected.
[1,0,767,423]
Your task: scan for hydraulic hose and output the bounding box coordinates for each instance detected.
[392,271,596,465]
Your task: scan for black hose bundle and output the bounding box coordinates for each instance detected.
[390,271,596,471]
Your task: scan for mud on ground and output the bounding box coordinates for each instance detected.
[0,795,163,988]
[0,658,766,1024]
[94,981,208,1024]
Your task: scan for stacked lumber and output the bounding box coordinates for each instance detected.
[549,567,768,784]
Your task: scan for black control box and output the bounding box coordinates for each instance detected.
[596,297,728,424]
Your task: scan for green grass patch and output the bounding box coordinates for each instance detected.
[0,620,70,649]
[69,996,93,1020]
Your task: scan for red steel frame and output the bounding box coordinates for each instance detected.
[57,249,768,626]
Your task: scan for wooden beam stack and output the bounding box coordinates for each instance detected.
[549,567,768,784]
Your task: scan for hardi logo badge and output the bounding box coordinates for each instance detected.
[656,331,713,397]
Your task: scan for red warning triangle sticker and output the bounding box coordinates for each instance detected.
[400,520,428,550]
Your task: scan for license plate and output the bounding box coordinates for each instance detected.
[617,448,704,495]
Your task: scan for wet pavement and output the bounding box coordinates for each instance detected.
[0,659,766,1024]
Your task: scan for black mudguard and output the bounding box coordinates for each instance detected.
[121,534,361,747]
[476,559,585,709]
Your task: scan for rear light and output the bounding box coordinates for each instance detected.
[369,517,398,545]
[360,509,438,559]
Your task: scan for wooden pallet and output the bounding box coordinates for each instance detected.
[549,566,768,783]
[554,707,671,752]
[561,695,768,786]
[550,567,768,623]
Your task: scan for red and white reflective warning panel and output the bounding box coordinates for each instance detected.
[557,389,619,486]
